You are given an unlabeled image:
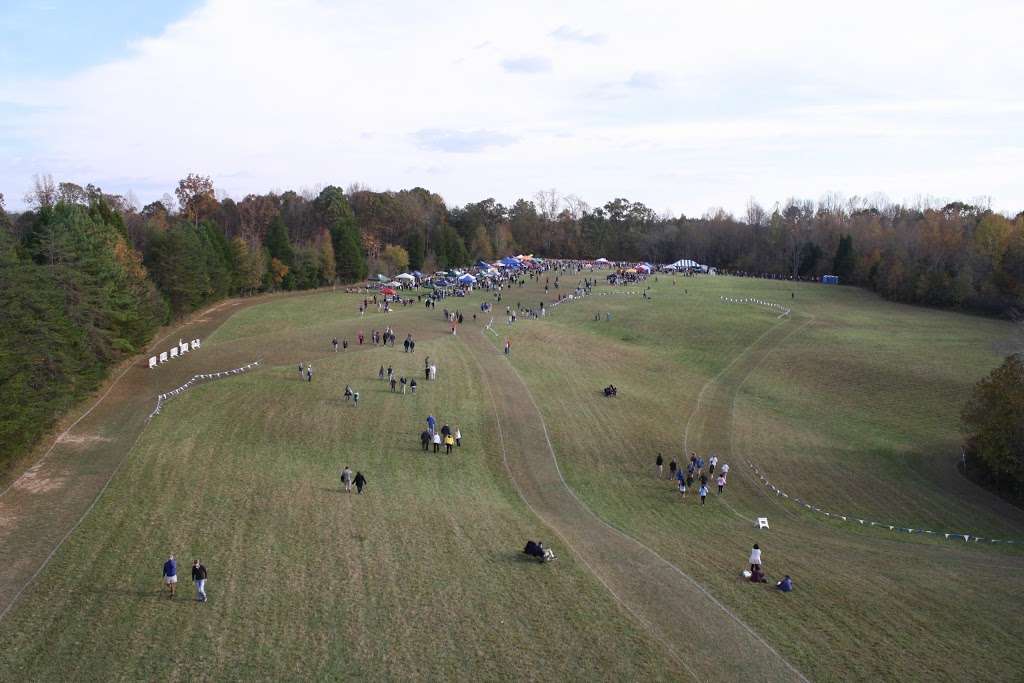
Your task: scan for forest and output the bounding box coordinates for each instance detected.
[2,173,1024,474]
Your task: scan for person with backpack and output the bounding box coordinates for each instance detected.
[444,433,455,454]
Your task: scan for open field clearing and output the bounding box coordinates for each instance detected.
[2,274,1023,681]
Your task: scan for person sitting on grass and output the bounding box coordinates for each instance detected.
[523,540,556,563]
[777,575,793,592]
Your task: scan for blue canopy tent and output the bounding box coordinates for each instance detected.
[500,257,522,268]
[458,274,477,285]
[476,260,492,270]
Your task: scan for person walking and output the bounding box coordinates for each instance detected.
[162,555,177,600]
[669,459,677,481]
[390,376,397,392]
[191,560,208,602]
[354,471,367,494]
[410,378,417,394]
[400,377,407,394]
[298,362,304,379]
[332,337,339,352]
[432,432,441,453]
[341,466,353,492]
[378,365,385,380]
[441,423,451,439]
[454,427,462,447]
[427,414,436,435]
[717,474,726,494]
[655,453,664,478]
[721,462,730,478]
[699,483,709,505]
[708,454,718,475]
[420,430,430,451]
[504,338,511,355]
[306,364,313,382]
[444,433,455,454]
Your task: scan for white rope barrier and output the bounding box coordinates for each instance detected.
[148,361,261,420]
[720,295,791,317]
[745,461,1020,545]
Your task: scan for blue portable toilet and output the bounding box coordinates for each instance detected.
[821,274,840,285]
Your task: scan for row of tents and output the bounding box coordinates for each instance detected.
[371,255,713,291]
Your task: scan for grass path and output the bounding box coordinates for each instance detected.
[462,325,807,682]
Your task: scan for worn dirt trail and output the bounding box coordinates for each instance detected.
[0,289,377,619]
[462,327,807,682]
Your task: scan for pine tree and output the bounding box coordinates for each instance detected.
[334,220,367,283]
[263,215,294,267]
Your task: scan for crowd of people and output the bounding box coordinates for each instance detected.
[655,451,730,504]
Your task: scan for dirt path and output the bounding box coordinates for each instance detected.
[462,327,807,682]
[0,292,313,619]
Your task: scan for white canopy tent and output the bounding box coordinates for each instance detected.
[668,259,701,270]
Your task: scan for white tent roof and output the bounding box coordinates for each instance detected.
[669,259,701,269]
[395,273,416,281]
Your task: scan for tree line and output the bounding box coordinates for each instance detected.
[2,175,1024,473]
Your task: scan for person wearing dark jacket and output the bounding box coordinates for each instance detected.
[191,560,208,602]
[354,472,367,494]
[420,430,431,451]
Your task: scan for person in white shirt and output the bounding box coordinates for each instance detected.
[720,462,730,477]
[749,543,762,572]
[708,455,718,475]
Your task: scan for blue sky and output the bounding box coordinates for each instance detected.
[2,0,1023,216]
[0,1,199,78]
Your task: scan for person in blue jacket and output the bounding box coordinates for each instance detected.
[777,575,793,592]
[162,555,177,600]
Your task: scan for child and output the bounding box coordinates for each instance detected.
[699,483,709,505]
[677,478,687,497]
[455,427,462,447]
[717,474,726,494]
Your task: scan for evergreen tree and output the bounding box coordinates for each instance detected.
[334,220,367,282]
[405,231,425,271]
[833,234,857,283]
[263,215,294,267]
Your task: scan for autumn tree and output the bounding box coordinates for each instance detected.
[175,173,216,227]
[381,243,410,274]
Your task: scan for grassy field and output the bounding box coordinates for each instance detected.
[1,274,1023,681]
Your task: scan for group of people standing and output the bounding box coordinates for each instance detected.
[421,416,462,454]
[655,451,730,505]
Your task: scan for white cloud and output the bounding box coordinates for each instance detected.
[2,0,1024,215]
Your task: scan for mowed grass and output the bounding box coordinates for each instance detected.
[502,274,1024,681]
[0,298,679,680]
[3,274,1024,681]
